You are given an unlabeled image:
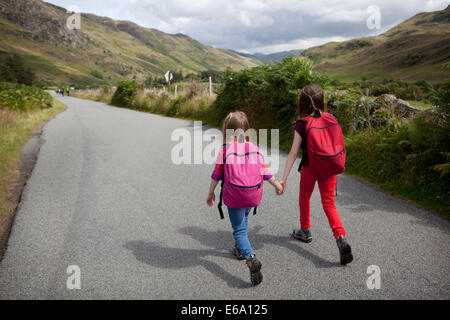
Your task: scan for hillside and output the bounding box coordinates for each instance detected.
[0,0,261,87]
[302,5,450,83]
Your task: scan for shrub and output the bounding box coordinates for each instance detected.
[359,80,435,102]
[90,70,104,79]
[166,96,186,117]
[199,70,224,83]
[327,89,401,134]
[213,56,328,134]
[111,80,140,107]
[345,110,450,213]
[430,79,450,114]
[0,82,53,111]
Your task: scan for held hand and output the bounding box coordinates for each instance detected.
[206,192,215,207]
[275,181,284,195]
[280,180,287,194]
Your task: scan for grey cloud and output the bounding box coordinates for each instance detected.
[47,0,450,53]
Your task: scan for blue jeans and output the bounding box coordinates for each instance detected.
[227,207,254,259]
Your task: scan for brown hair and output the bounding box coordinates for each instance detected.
[222,111,250,143]
[296,84,325,118]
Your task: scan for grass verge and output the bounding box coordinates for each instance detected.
[0,98,67,258]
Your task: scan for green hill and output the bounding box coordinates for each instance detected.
[0,0,261,87]
[302,5,450,83]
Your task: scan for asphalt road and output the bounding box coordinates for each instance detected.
[0,92,449,299]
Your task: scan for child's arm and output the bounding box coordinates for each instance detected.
[207,146,225,206]
[267,176,284,195]
[280,131,302,191]
[206,179,220,206]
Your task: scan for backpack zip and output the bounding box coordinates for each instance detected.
[306,122,340,134]
[314,148,345,158]
[225,151,262,162]
[228,181,262,189]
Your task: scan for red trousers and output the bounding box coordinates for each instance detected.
[299,166,346,239]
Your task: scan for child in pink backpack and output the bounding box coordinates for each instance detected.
[206,111,283,286]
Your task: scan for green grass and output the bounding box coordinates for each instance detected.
[405,100,434,110]
[0,98,66,243]
[326,71,387,83]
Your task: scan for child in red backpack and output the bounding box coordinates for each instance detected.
[280,85,353,265]
[206,111,283,285]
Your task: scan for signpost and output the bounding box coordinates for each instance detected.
[165,71,173,95]
[209,76,212,96]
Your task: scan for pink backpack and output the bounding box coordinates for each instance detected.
[218,142,265,219]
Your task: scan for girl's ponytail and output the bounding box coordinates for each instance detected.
[297,85,325,118]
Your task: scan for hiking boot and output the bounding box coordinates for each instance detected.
[246,255,263,286]
[336,235,353,265]
[232,244,244,260]
[292,228,312,243]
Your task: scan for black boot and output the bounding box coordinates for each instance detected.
[246,254,263,286]
[336,235,353,265]
[292,228,312,243]
[232,244,244,260]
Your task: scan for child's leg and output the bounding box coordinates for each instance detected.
[227,207,254,259]
[299,167,317,230]
[317,175,346,239]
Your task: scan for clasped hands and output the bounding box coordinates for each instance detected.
[274,179,286,196]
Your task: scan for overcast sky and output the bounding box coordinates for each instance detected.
[46,0,449,54]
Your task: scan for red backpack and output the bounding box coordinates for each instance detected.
[300,112,346,180]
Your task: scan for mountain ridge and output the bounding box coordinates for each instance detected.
[0,0,261,86]
[301,5,450,83]
[232,49,304,63]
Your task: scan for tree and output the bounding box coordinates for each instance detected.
[0,54,35,85]
[431,80,450,114]
[199,70,224,83]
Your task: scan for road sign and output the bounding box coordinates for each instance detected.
[164,71,173,82]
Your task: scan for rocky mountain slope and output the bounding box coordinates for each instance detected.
[0,0,261,86]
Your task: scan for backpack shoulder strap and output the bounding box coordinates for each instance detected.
[217,144,226,220]
[218,180,224,220]
[297,117,311,173]
[301,115,318,131]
